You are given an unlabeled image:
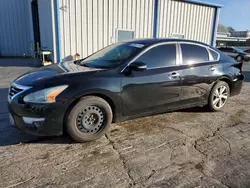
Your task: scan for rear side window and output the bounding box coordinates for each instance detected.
[136,44,176,68]
[181,44,209,64]
[209,49,219,61]
[218,48,226,52]
[219,48,233,53]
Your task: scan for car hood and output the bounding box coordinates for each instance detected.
[14,61,102,86]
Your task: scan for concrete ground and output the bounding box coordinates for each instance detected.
[1,58,250,188]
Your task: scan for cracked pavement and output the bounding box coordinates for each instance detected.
[1,58,250,187]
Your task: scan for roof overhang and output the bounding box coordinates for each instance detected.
[216,36,247,42]
[184,0,223,8]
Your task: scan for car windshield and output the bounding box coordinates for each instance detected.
[80,42,146,68]
[234,47,245,53]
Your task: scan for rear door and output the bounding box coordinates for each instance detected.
[179,43,222,106]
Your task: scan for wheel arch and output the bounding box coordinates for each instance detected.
[84,93,117,123]
[215,76,232,94]
[63,92,118,132]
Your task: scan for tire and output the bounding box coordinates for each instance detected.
[67,96,113,142]
[236,55,243,62]
[208,81,230,112]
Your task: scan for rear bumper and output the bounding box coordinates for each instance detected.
[231,73,244,96]
[8,97,71,136]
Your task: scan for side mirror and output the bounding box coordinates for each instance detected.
[129,62,147,71]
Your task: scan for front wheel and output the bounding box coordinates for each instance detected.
[208,81,230,112]
[236,55,243,62]
[67,96,113,142]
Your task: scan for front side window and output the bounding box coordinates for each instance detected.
[80,42,146,68]
[135,44,176,69]
[218,48,227,52]
[181,44,209,64]
[220,48,233,53]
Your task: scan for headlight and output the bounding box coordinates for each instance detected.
[23,85,68,103]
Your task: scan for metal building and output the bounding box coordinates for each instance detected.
[0,0,222,62]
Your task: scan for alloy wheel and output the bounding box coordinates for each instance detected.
[236,56,243,62]
[212,85,228,109]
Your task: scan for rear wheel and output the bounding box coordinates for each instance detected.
[208,81,230,112]
[67,96,112,142]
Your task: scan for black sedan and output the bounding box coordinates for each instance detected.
[8,39,244,142]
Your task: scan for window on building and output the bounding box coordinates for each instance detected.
[135,44,176,69]
[117,30,135,42]
[172,33,185,39]
[181,44,209,64]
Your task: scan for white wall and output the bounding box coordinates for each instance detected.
[58,0,155,59]
[158,0,216,44]
[58,0,217,59]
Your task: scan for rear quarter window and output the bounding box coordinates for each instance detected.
[209,49,219,61]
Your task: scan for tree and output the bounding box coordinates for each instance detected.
[217,24,228,33]
[227,26,235,33]
[217,24,236,33]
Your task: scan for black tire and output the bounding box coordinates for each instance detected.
[67,96,112,142]
[236,55,243,62]
[208,81,230,112]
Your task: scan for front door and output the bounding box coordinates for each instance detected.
[121,43,182,116]
[179,43,222,105]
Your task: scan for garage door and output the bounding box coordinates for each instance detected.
[0,0,31,56]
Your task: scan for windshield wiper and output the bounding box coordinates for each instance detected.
[81,63,90,67]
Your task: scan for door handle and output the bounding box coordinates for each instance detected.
[169,72,179,79]
[209,66,216,71]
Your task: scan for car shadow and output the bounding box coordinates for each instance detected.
[178,106,209,113]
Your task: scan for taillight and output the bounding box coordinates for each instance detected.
[233,61,243,72]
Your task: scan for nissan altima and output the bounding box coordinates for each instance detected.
[8,39,244,142]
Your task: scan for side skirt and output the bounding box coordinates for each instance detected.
[114,102,207,123]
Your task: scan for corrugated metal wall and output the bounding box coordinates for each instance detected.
[0,0,31,56]
[59,0,155,59]
[158,0,215,44]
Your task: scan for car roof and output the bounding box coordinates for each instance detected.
[218,46,234,49]
[123,38,211,47]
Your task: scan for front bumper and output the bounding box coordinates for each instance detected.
[8,97,71,136]
[244,55,250,62]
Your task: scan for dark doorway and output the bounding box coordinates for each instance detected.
[31,0,40,52]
